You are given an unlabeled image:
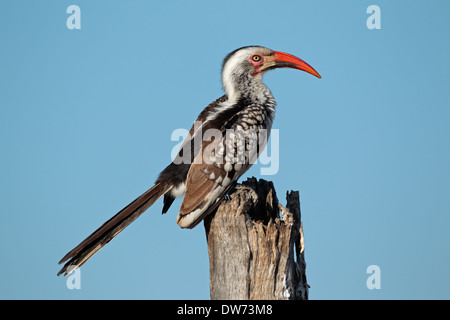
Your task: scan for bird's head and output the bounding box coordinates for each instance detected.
[221,46,320,100]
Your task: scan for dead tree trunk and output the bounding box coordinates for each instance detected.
[204,177,308,300]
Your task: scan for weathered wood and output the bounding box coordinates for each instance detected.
[204,177,308,300]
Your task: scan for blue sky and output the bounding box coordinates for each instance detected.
[1,1,449,299]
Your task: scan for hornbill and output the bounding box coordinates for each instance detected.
[57,45,320,276]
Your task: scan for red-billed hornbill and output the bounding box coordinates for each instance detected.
[57,46,320,276]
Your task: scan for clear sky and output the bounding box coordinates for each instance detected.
[1,0,449,299]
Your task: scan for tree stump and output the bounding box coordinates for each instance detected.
[204,177,308,300]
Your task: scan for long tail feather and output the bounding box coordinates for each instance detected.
[57,182,169,276]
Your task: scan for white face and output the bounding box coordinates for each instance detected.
[221,47,273,100]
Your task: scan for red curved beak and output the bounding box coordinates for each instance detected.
[273,51,321,79]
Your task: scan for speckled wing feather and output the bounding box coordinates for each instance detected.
[177,103,271,228]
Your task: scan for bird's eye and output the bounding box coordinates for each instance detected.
[251,55,262,62]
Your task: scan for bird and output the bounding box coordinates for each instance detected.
[57,45,320,276]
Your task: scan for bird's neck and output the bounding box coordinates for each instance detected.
[223,72,275,108]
